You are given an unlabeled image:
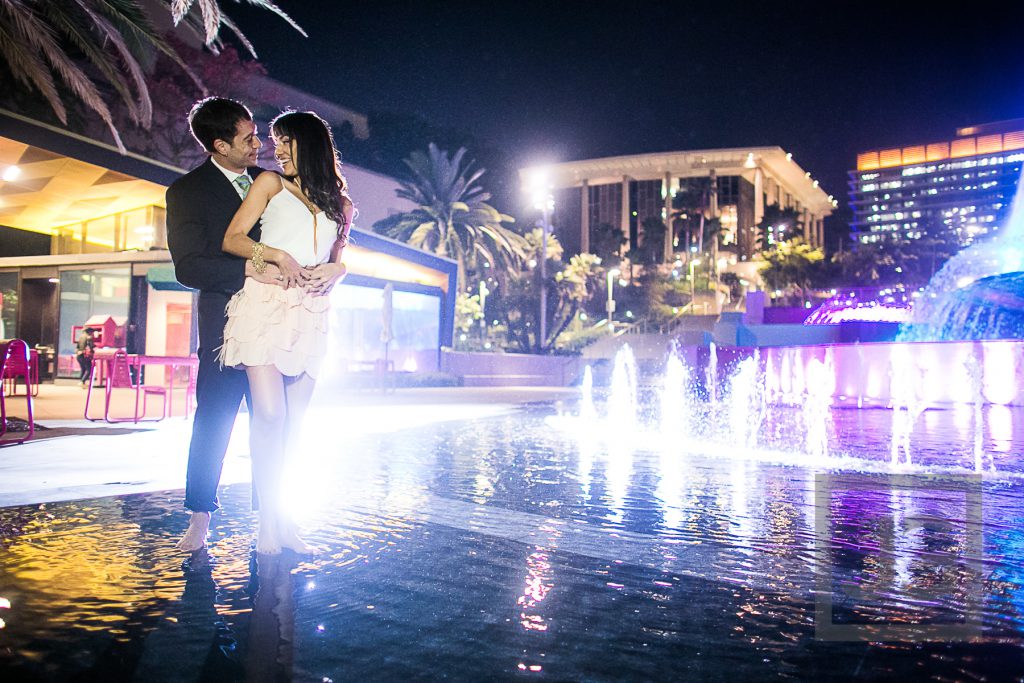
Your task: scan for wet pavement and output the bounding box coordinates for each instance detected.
[2,403,1024,681]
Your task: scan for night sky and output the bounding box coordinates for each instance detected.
[229,1,1024,230]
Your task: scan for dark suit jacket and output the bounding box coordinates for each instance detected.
[166,158,264,297]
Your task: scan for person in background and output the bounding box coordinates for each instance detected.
[75,327,96,387]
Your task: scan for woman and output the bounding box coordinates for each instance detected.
[221,110,352,554]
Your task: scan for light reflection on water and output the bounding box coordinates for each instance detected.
[1,404,1024,679]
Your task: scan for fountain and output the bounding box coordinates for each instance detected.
[566,339,1012,476]
[902,166,1024,340]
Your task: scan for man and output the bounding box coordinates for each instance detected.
[166,97,284,551]
[75,327,96,387]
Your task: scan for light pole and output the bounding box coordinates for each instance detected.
[478,279,489,342]
[606,267,620,332]
[527,170,554,348]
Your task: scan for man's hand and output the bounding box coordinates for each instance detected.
[245,260,285,286]
[304,262,347,296]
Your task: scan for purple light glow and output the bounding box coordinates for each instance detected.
[805,289,911,324]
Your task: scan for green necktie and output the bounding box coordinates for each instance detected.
[233,174,252,198]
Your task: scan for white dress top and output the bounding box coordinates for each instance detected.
[260,182,338,266]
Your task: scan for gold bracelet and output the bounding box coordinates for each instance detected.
[251,241,267,275]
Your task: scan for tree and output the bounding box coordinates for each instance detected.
[757,237,828,304]
[372,144,527,291]
[0,0,303,152]
[590,222,628,268]
[628,217,667,267]
[497,229,601,353]
[756,206,804,248]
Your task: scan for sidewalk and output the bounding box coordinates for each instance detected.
[0,381,576,508]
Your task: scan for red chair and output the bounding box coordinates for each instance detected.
[102,350,167,423]
[0,339,35,445]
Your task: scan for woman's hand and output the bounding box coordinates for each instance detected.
[304,261,347,296]
[268,248,307,289]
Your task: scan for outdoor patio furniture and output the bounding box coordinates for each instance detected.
[2,346,38,397]
[97,349,167,423]
[0,339,35,445]
[84,351,198,422]
[183,362,198,417]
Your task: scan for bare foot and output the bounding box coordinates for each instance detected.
[256,514,281,555]
[279,519,319,555]
[176,511,211,552]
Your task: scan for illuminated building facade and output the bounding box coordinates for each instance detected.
[850,119,1024,246]
[520,147,835,262]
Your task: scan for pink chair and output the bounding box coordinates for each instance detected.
[2,346,38,397]
[102,350,167,423]
[0,339,35,445]
[183,363,198,417]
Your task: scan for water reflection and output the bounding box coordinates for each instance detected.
[2,406,1024,679]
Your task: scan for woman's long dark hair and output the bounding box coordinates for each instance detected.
[270,110,350,236]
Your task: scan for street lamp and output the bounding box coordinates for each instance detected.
[606,267,621,332]
[526,169,554,345]
[478,279,489,342]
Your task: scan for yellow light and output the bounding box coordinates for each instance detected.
[2,165,21,181]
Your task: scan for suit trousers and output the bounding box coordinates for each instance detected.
[184,291,250,512]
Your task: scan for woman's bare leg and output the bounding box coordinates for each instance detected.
[246,364,288,554]
[277,372,319,553]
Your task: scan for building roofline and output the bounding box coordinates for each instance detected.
[521,146,834,215]
[0,107,186,185]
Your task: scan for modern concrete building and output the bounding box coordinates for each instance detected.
[520,147,836,263]
[849,119,1024,246]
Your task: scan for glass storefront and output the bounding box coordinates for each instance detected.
[0,271,17,339]
[57,267,131,376]
[325,283,441,375]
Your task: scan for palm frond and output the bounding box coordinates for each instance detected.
[0,17,66,122]
[169,0,194,25]
[73,2,153,126]
[238,0,307,37]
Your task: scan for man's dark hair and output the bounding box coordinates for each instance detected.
[188,97,253,153]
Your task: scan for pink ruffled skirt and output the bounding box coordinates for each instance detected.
[218,278,330,378]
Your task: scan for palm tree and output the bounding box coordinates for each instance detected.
[0,0,303,152]
[373,144,527,291]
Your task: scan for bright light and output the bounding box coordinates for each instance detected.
[134,225,155,235]
[2,165,21,182]
[403,357,418,372]
[618,278,628,287]
[625,310,633,318]
[743,153,756,169]
[956,276,976,288]
[609,268,621,277]
[528,258,537,268]
[525,167,555,211]
[579,313,587,320]
[691,259,701,267]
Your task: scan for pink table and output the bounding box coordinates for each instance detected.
[85,352,199,422]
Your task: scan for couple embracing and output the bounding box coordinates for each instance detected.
[166,97,352,555]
